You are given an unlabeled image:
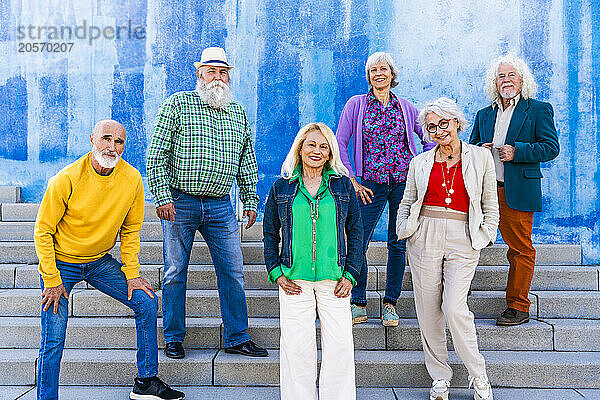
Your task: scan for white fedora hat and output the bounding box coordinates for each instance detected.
[193,47,233,69]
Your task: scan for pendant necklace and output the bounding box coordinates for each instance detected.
[439,154,458,205]
[309,195,321,262]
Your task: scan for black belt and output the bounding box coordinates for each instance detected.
[497,181,504,187]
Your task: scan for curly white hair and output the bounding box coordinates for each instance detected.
[484,54,538,101]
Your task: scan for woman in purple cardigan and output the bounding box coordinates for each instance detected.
[336,52,434,326]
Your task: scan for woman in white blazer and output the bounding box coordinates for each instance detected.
[396,98,499,400]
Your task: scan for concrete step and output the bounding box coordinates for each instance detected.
[3,263,598,291]
[0,316,565,352]
[544,319,600,351]
[7,264,161,289]
[59,349,215,385]
[10,386,599,400]
[0,202,158,222]
[4,348,598,387]
[0,221,260,242]
[6,288,599,319]
[0,349,38,385]
[0,186,21,203]
[0,241,583,266]
[214,350,600,388]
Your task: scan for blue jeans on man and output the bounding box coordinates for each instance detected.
[37,254,158,400]
[351,178,407,306]
[161,189,250,348]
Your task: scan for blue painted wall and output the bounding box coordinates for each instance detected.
[1,0,599,263]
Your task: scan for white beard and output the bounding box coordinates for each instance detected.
[92,145,120,169]
[499,87,518,99]
[195,79,233,109]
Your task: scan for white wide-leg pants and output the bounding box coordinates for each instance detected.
[407,209,487,381]
[279,279,356,400]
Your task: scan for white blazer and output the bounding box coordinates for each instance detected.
[397,141,499,250]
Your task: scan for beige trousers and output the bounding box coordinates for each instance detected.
[407,209,487,381]
[279,279,356,400]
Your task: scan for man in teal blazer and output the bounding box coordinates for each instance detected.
[470,55,560,326]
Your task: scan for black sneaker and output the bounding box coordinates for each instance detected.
[130,376,185,400]
[496,307,529,326]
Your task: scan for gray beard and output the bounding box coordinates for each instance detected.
[500,88,518,99]
[195,79,233,109]
[92,145,120,169]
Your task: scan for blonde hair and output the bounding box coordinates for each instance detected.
[281,122,349,179]
[484,54,538,101]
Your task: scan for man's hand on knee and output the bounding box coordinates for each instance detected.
[127,277,156,300]
[41,284,68,314]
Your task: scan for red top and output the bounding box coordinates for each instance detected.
[423,161,470,213]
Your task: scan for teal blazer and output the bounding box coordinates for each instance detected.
[469,98,559,212]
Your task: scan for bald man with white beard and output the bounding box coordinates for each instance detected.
[34,120,184,400]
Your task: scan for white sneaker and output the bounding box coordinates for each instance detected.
[429,379,450,400]
[469,375,493,400]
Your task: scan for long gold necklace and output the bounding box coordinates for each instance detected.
[439,156,459,205]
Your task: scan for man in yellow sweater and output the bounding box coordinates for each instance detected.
[34,120,184,400]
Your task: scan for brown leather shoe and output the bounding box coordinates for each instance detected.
[496,307,529,326]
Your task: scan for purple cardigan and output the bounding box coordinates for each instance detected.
[336,94,434,178]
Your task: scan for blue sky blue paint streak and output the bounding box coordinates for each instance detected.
[39,73,69,162]
[0,75,28,161]
[255,0,301,207]
[154,0,227,97]
[110,1,148,174]
[564,1,580,219]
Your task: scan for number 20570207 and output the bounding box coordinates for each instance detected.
[18,42,74,52]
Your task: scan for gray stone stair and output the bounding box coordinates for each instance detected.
[0,241,583,266]
[1,317,573,352]
[0,186,21,203]
[0,202,158,222]
[9,386,599,400]
[5,287,600,319]
[0,197,597,391]
[214,349,600,388]
[3,263,599,291]
[3,348,598,388]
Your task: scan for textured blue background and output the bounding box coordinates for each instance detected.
[1,0,599,263]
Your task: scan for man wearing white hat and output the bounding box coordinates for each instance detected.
[147,47,267,359]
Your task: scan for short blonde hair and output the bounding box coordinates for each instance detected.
[281,123,349,179]
[418,97,470,143]
[365,52,399,89]
[484,54,538,101]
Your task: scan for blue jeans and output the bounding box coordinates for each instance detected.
[37,254,158,400]
[351,179,407,306]
[161,189,250,347]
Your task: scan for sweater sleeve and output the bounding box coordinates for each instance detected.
[119,176,145,280]
[336,99,357,177]
[34,174,71,287]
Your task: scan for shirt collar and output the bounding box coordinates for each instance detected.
[492,93,520,109]
[290,164,339,183]
[367,90,399,108]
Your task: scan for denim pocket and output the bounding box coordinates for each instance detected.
[170,188,182,202]
[276,197,288,222]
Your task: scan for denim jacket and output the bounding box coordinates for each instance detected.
[263,172,363,282]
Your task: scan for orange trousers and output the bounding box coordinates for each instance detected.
[498,187,536,312]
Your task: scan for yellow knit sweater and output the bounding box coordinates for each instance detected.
[34,152,145,287]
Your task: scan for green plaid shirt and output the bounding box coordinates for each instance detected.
[147,91,259,211]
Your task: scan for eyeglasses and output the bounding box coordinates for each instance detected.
[426,119,453,134]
